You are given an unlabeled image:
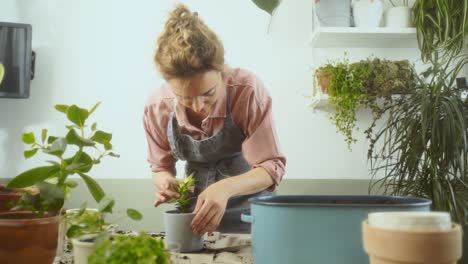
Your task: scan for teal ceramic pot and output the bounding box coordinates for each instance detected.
[241,195,431,264]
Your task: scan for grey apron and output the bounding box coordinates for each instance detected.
[167,95,270,233]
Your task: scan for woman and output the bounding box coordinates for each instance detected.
[144,4,286,235]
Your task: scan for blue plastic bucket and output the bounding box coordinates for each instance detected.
[241,195,431,264]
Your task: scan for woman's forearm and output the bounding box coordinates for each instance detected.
[219,167,274,198]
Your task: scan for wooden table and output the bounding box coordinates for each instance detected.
[55,232,253,264]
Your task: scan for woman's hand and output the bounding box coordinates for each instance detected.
[153,172,181,207]
[191,181,231,236]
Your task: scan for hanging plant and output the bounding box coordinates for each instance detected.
[314,57,416,149]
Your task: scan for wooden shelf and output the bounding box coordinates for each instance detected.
[310,27,418,48]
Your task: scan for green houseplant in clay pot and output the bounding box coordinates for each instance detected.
[65,197,143,264]
[88,232,170,264]
[0,102,118,264]
[163,174,204,253]
[313,57,416,149]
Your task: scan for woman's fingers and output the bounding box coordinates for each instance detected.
[205,213,224,235]
[196,209,219,235]
[191,200,213,232]
[153,191,177,207]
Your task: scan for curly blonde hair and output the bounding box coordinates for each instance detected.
[154,4,225,80]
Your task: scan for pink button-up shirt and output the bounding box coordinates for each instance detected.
[143,68,286,191]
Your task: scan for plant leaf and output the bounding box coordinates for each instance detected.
[89,102,101,115]
[66,129,95,147]
[252,0,280,15]
[78,173,105,203]
[65,152,93,173]
[108,152,120,158]
[41,129,47,143]
[126,209,143,221]
[7,165,60,189]
[55,104,69,114]
[66,225,84,238]
[67,105,89,128]
[24,148,39,159]
[98,196,115,213]
[91,123,97,131]
[43,137,67,156]
[65,180,79,188]
[47,136,58,144]
[91,131,112,145]
[22,132,35,144]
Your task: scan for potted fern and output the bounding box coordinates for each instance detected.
[0,102,117,264]
[163,175,204,252]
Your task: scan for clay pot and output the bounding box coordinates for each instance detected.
[362,220,462,264]
[0,190,23,212]
[0,211,60,264]
[0,185,39,212]
[316,69,331,94]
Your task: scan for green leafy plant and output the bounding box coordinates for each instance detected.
[6,102,119,216]
[313,57,415,149]
[88,232,170,264]
[170,174,195,213]
[413,0,468,62]
[65,196,143,245]
[367,54,468,224]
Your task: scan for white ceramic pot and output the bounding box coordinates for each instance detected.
[385,6,412,28]
[72,234,97,264]
[164,210,205,253]
[352,0,383,28]
[315,0,352,27]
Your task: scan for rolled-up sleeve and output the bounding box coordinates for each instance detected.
[239,77,286,192]
[143,102,177,176]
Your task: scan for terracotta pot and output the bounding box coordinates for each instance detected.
[0,190,23,212]
[316,69,331,94]
[362,220,462,264]
[0,185,39,212]
[0,211,60,264]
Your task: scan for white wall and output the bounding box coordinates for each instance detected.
[0,0,422,181]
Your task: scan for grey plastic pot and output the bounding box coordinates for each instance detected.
[241,195,431,264]
[164,210,204,253]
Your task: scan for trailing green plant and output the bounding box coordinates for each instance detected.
[367,53,468,224]
[65,196,142,242]
[6,102,119,217]
[170,174,195,213]
[88,232,170,264]
[413,0,468,62]
[314,57,415,149]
